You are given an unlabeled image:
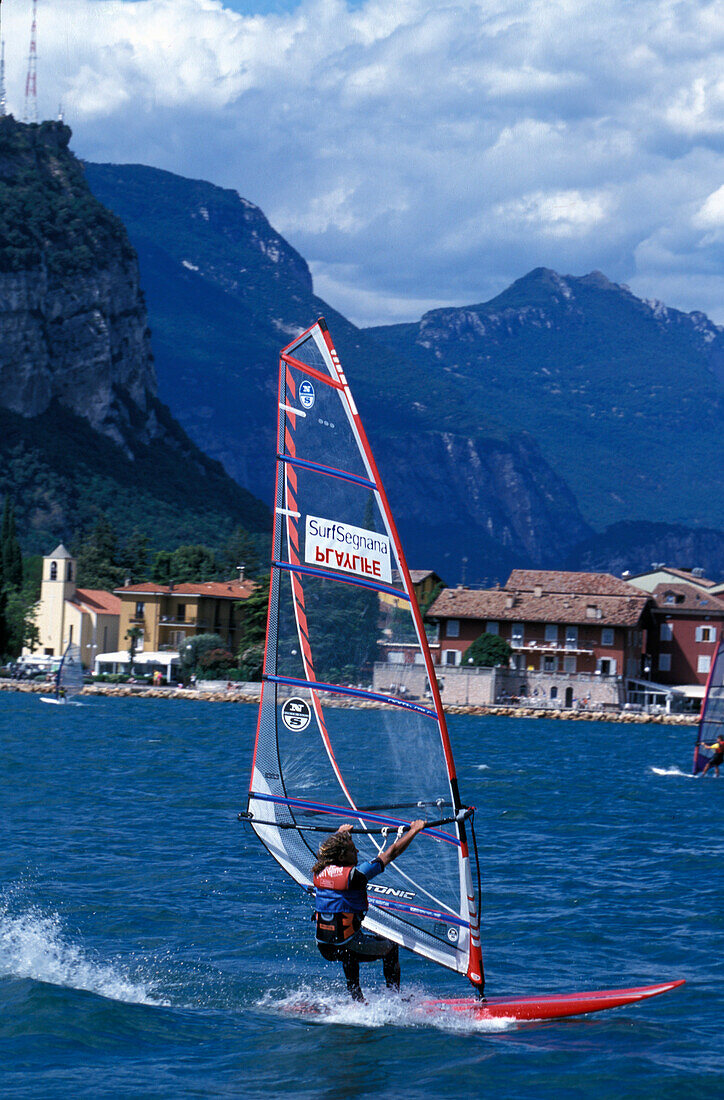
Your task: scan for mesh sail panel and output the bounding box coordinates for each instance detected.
[248,322,477,978]
[694,642,724,774]
[58,643,84,699]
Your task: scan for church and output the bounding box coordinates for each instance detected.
[24,545,121,668]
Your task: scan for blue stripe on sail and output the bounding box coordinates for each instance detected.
[278,453,376,490]
[249,791,460,846]
[273,559,410,601]
[370,898,469,928]
[265,674,437,719]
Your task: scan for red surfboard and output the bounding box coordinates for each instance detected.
[423,979,685,1021]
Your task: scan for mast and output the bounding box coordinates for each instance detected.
[0,0,6,117]
[24,0,38,124]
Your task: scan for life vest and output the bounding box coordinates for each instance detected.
[313,864,367,946]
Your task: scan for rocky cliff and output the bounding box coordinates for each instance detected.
[0,118,269,552]
[0,117,159,451]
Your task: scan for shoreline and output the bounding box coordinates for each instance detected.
[0,679,698,724]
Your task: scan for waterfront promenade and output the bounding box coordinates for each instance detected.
[0,678,697,724]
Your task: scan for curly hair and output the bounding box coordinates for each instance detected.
[312,830,357,875]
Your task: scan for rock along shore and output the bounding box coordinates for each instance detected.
[0,679,697,725]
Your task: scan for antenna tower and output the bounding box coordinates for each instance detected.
[25,0,38,123]
[0,0,7,117]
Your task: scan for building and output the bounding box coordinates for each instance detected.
[113,579,257,656]
[625,568,724,691]
[25,545,121,668]
[422,570,651,708]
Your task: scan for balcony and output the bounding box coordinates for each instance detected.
[511,640,595,656]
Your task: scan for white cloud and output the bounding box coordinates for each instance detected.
[2,0,724,324]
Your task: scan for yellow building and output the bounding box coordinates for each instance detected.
[114,579,257,656]
[25,545,121,667]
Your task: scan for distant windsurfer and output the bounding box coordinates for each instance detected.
[312,819,426,1001]
[698,733,724,777]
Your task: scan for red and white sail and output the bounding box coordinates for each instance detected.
[247,319,484,988]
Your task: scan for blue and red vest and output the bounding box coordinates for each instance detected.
[313,863,370,945]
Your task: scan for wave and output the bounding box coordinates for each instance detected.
[261,986,513,1033]
[650,766,693,778]
[0,893,168,1006]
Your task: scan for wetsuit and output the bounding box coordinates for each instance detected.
[314,858,400,1000]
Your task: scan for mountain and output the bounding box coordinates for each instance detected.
[83,162,592,581]
[0,116,269,554]
[367,268,724,533]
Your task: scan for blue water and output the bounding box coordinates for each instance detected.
[0,692,719,1097]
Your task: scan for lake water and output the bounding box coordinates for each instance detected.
[0,692,719,1098]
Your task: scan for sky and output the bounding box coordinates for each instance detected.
[1,0,724,328]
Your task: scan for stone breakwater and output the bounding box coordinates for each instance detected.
[0,679,698,725]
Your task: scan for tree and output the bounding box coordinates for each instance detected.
[465,632,512,667]
[5,586,40,655]
[75,515,126,590]
[220,526,261,580]
[235,580,269,656]
[151,550,173,584]
[117,526,149,583]
[169,544,218,583]
[126,625,144,665]
[180,633,226,670]
[1,498,23,591]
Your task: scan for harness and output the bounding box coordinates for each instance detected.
[313,864,367,946]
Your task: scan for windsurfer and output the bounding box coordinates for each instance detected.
[312,819,426,1001]
[698,733,724,777]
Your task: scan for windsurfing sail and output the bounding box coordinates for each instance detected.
[54,642,84,702]
[246,319,484,991]
[693,637,724,774]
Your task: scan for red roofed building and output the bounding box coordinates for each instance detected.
[422,570,652,707]
[428,570,649,677]
[114,579,257,655]
[625,568,724,688]
[25,545,121,667]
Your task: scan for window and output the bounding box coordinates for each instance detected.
[696,626,716,643]
[445,650,460,666]
[68,625,73,644]
[66,561,73,581]
[550,686,558,700]
[446,619,460,638]
[658,653,671,671]
[486,621,499,635]
[601,628,614,646]
[664,592,675,604]
[511,623,524,646]
[388,651,404,664]
[598,657,616,675]
[135,602,145,619]
[565,626,578,649]
[563,655,576,673]
[177,603,186,622]
[413,652,425,665]
[50,561,57,580]
[660,623,673,641]
[542,655,558,672]
[544,624,558,643]
[698,655,712,675]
